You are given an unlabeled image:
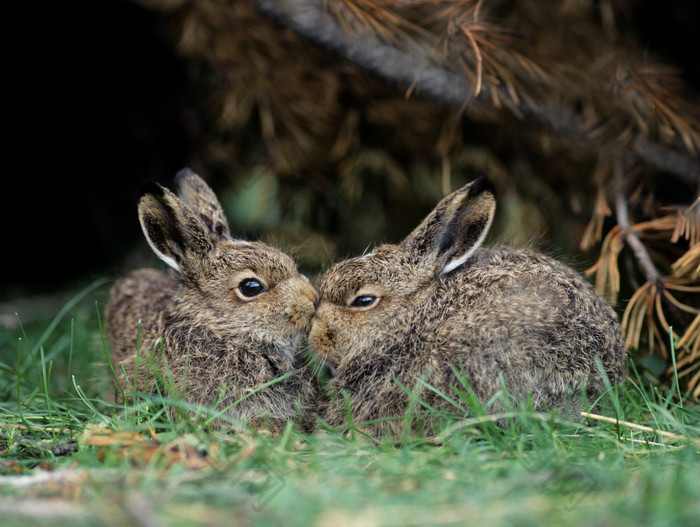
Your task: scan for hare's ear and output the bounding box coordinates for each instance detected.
[401,178,495,275]
[138,182,214,273]
[174,167,232,243]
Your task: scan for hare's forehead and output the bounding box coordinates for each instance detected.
[216,241,298,277]
[319,250,402,302]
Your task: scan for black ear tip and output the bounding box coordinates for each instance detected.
[138,181,166,200]
[470,176,495,197]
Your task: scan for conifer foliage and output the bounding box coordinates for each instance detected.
[132,0,699,394]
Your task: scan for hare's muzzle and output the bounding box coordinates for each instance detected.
[308,310,338,364]
[286,278,318,330]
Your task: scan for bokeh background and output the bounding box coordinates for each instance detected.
[3,2,699,390]
[3,0,698,296]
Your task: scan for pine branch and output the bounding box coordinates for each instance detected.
[613,158,662,287]
[253,0,700,183]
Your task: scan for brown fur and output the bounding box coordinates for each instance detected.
[309,178,626,437]
[105,169,319,433]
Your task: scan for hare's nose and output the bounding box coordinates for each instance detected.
[288,282,318,329]
[299,274,320,306]
[304,283,320,307]
[308,316,335,359]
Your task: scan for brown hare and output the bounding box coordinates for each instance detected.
[309,178,626,436]
[106,168,318,432]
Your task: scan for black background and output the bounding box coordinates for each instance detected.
[2,0,698,298]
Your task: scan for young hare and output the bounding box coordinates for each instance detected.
[309,178,626,436]
[106,169,318,431]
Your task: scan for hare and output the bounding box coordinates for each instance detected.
[105,168,319,432]
[309,178,626,436]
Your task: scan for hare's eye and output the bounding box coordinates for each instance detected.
[239,278,266,298]
[349,295,377,309]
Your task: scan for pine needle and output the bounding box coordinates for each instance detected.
[580,412,700,447]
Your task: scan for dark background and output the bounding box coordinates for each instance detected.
[5,1,193,298]
[2,0,699,299]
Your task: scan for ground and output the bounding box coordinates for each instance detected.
[1,283,699,527]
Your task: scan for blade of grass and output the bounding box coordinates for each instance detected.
[39,346,53,422]
[448,363,506,441]
[66,318,75,398]
[579,411,699,446]
[26,278,109,370]
[72,375,112,424]
[343,390,356,440]
[95,301,126,403]
[15,336,33,432]
[133,321,144,401]
[410,374,460,411]
[202,371,296,427]
[594,358,623,422]
[278,420,295,451]
[393,374,430,442]
[668,327,683,409]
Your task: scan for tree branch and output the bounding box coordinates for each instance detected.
[613,158,663,286]
[253,0,700,183]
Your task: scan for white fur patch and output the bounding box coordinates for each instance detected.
[150,247,180,272]
[441,212,493,275]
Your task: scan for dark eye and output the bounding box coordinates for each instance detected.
[350,295,377,309]
[239,278,266,298]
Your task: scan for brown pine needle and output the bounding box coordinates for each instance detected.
[586,226,624,301]
[148,426,159,441]
[581,188,613,250]
[461,26,483,96]
[677,313,700,352]
[672,243,700,279]
[622,281,651,349]
[662,289,700,314]
[665,281,700,293]
[580,412,700,447]
[690,368,700,398]
[0,422,68,433]
[654,291,672,336]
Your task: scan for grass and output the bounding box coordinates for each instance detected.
[1,282,699,527]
